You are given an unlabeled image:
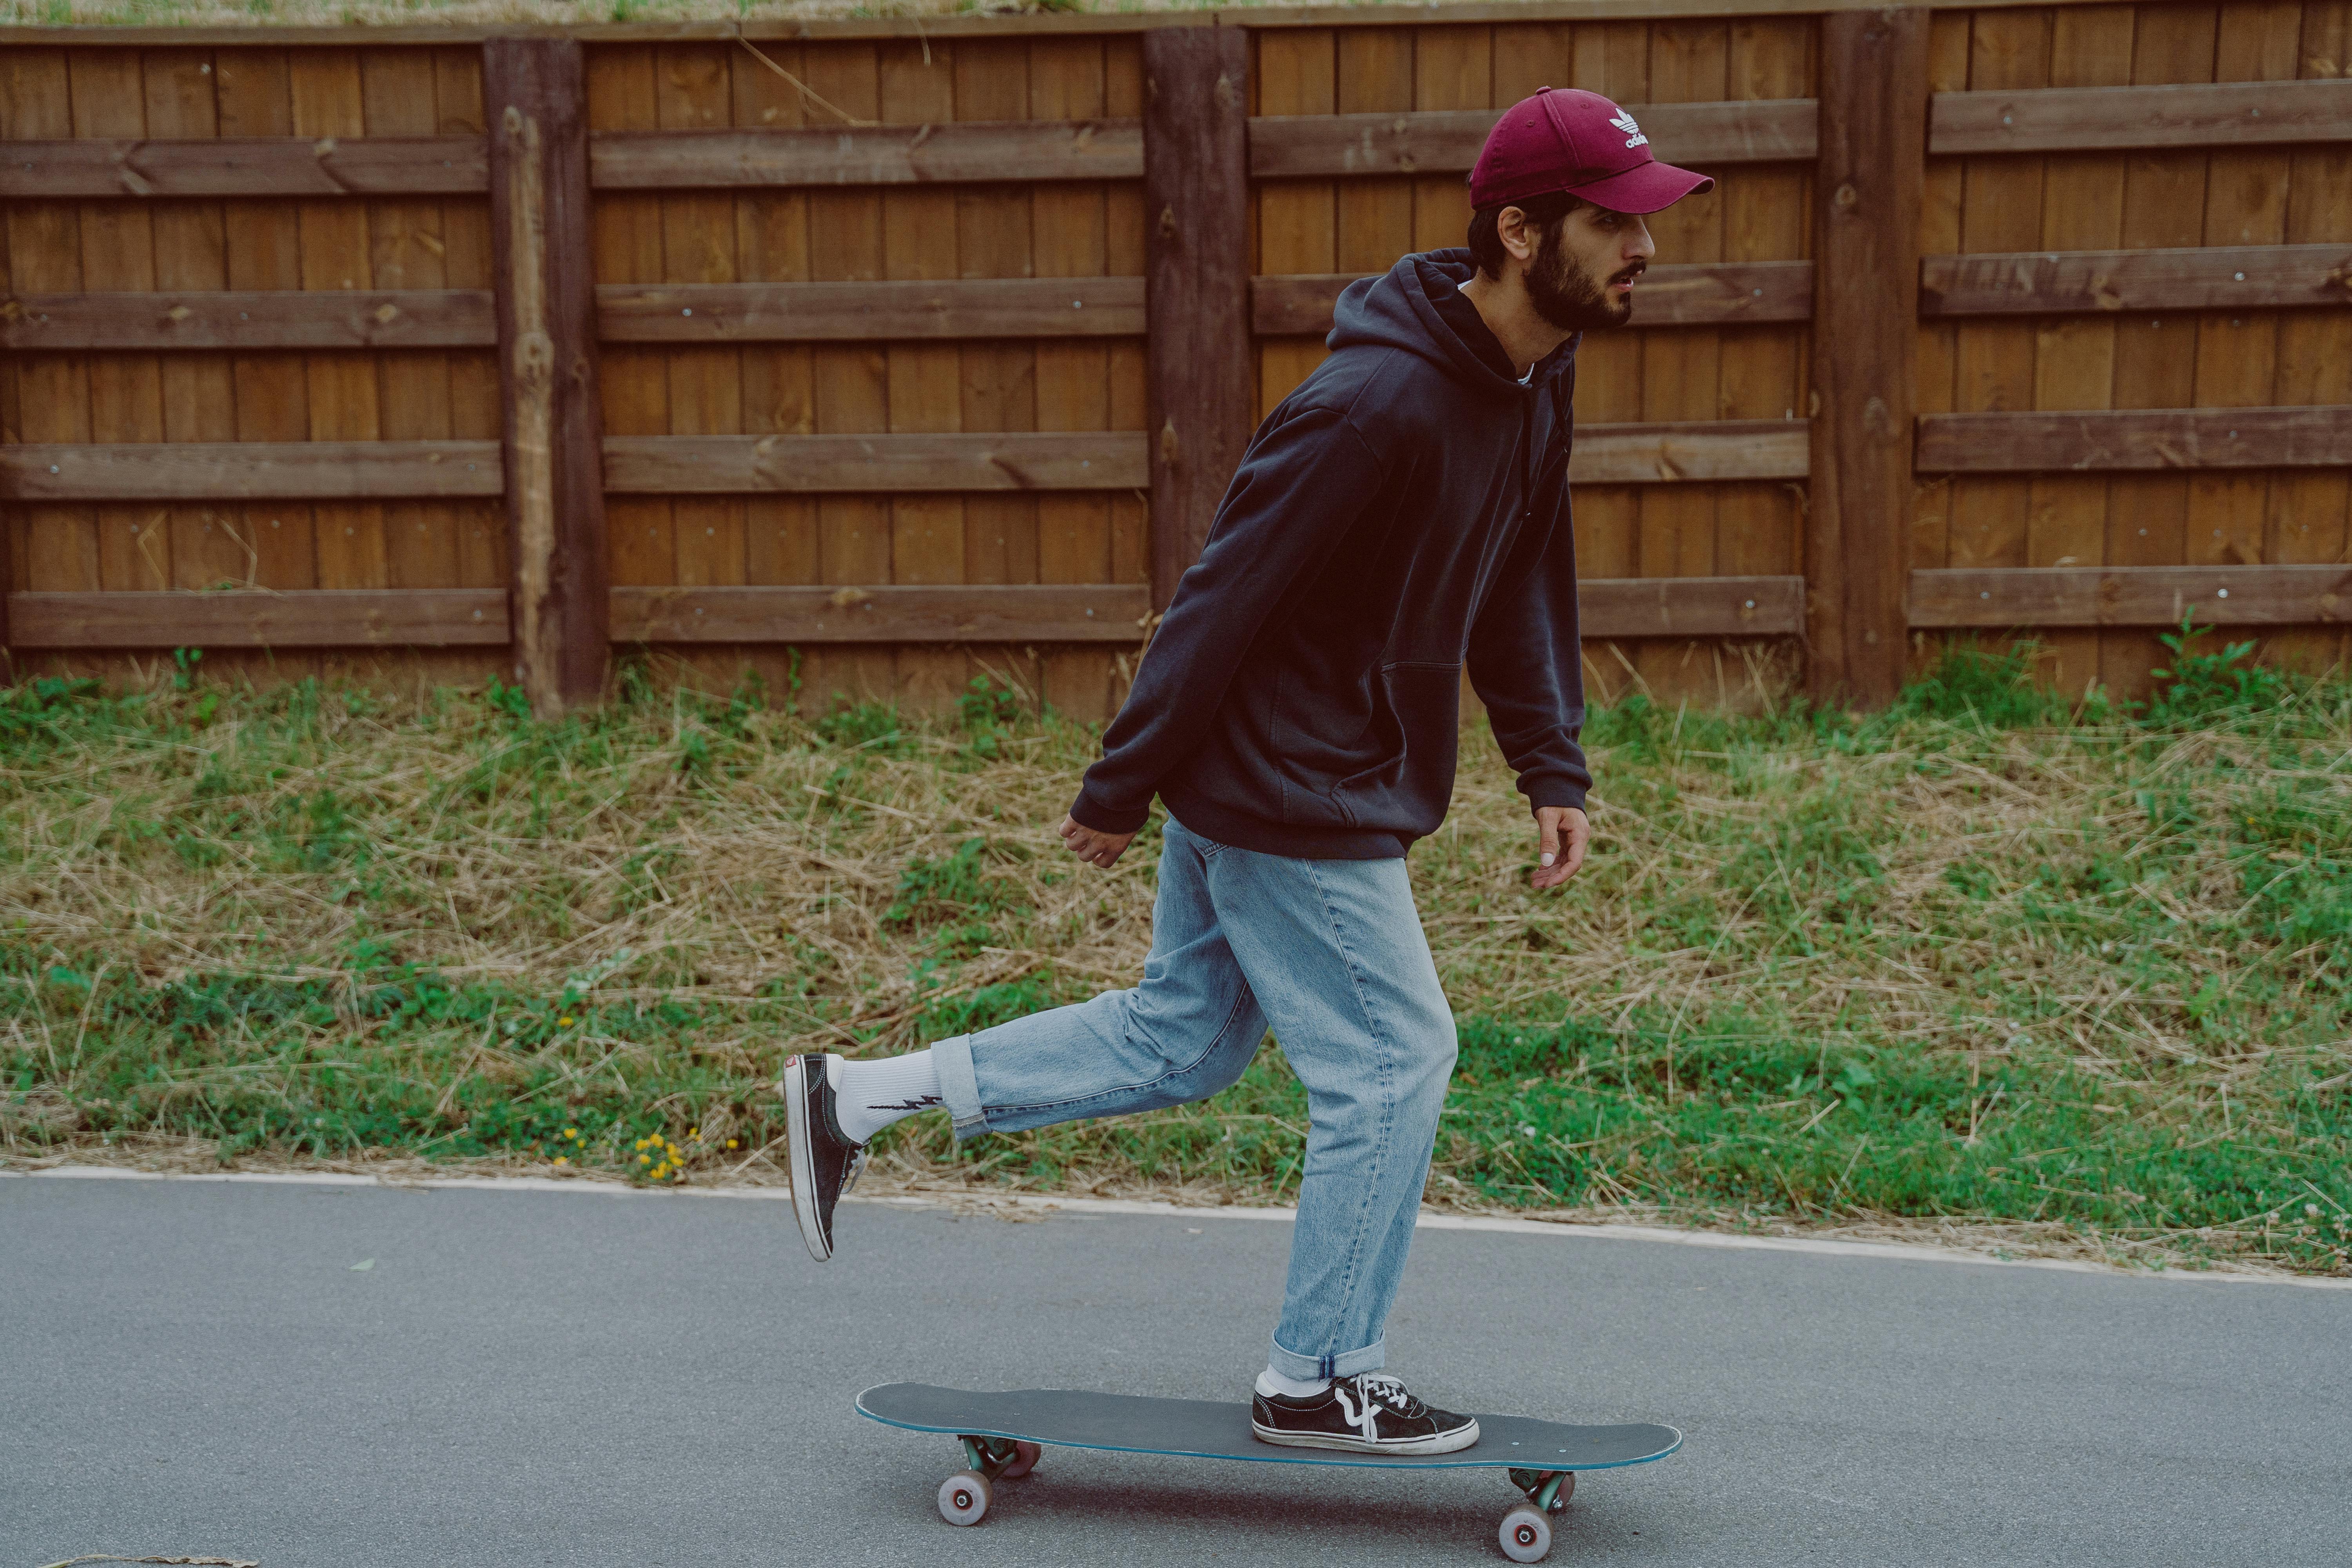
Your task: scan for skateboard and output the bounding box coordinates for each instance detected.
[857,1383,1682,1563]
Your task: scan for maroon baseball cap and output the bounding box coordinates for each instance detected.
[1469,87,1713,215]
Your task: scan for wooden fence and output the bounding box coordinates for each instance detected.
[2,0,2348,720]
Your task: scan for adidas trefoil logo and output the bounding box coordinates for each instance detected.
[1610,109,1648,149]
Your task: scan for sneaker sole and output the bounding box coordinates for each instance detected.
[782,1056,831,1262]
[1249,1418,1481,1456]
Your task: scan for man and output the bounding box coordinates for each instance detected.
[782,89,1710,1454]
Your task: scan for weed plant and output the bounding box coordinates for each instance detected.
[2,636,2347,1275]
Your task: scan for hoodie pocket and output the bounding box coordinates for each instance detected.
[1272,661,1457,831]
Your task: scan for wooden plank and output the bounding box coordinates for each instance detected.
[1713,16,1813,593]
[1249,260,1814,334]
[215,49,320,607]
[2098,2,2219,705]
[1568,420,1810,483]
[594,276,1145,341]
[1808,6,1929,708]
[731,35,826,710]
[0,135,486,196]
[2269,0,2352,677]
[1942,10,2048,602]
[1028,33,1123,722]
[488,38,611,714]
[1631,18,1733,707]
[1246,97,1817,178]
[0,2,2181,49]
[1918,407,2352,472]
[657,40,751,698]
[1930,77,2352,154]
[587,118,1143,188]
[6,586,509,646]
[799,41,895,710]
[1253,25,1337,419]
[1580,573,1806,637]
[361,42,468,677]
[1910,564,2352,627]
[1143,25,1252,611]
[601,432,1145,492]
[611,583,1149,643]
[69,45,171,614]
[2,441,504,500]
[2024,0,2135,700]
[1921,242,2352,316]
[0,289,496,349]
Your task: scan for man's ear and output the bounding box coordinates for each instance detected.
[1497,205,1538,265]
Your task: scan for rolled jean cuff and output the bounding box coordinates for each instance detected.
[1268,1332,1385,1384]
[929,1033,991,1139]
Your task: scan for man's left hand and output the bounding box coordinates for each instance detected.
[1530,806,1589,890]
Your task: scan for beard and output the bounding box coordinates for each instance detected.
[1525,224,1643,332]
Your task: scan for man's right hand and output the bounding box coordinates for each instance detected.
[1058,813,1138,868]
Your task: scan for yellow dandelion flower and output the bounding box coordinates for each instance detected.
[726,1139,739,1149]
[638,1153,650,1164]
[689,1127,699,1139]
[554,1156,568,1166]
[560,1016,574,1026]
[564,1127,577,1138]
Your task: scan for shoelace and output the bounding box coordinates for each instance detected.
[1344,1374,1428,1425]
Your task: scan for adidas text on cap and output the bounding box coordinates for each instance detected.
[1468,87,1715,216]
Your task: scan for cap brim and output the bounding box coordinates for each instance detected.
[1563,160,1713,215]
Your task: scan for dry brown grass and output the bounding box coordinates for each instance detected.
[3,644,2348,1273]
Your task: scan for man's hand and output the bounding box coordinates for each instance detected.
[1059,813,1138,869]
[1529,806,1590,891]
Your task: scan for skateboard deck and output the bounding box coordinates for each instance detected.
[858,1383,1681,1562]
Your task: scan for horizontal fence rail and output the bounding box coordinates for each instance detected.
[1915,408,2352,474]
[1247,98,1818,177]
[1252,263,1814,335]
[1926,78,2352,154]
[2,442,504,501]
[2,424,1808,498]
[2,576,1804,648]
[1920,245,2352,317]
[1914,567,2352,629]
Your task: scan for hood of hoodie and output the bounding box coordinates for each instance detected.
[1327,248,1578,404]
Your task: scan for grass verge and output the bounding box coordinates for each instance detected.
[3,631,2348,1275]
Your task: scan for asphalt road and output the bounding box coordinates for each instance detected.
[4,1174,2347,1568]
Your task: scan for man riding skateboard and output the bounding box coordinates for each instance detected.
[784,90,1711,1456]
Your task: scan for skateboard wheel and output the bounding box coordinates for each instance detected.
[999,1441,1042,1479]
[1499,1504,1552,1563]
[1548,1472,1576,1512]
[938,1470,992,1526]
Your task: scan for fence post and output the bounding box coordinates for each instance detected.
[1808,7,1929,709]
[484,38,609,716]
[1142,24,1254,613]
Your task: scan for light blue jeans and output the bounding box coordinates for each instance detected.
[932,815,1458,1382]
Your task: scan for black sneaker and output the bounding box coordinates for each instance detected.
[1250,1373,1480,1455]
[782,1053,866,1261]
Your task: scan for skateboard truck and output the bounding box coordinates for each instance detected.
[936,1434,1044,1526]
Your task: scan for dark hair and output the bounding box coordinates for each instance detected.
[1466,190,1584,280]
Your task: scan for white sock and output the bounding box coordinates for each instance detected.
[1256,1367,1332,1400]
[832,1050,944,1145]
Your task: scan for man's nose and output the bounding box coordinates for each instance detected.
[1626,218,1657,261]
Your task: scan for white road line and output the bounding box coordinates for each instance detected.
[9,1163,2347,1290]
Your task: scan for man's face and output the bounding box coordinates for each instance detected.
[1522,202,1657,332]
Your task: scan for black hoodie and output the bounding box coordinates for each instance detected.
[1069,248,1592,859]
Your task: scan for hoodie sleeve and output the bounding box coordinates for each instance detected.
[1466,502,1592,817]
[1070,405,1393,835]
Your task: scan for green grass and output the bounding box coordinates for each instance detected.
[2,629,2348,1275]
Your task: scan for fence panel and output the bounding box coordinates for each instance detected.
[2,2,2345,716]
[1914,0,2352,697]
